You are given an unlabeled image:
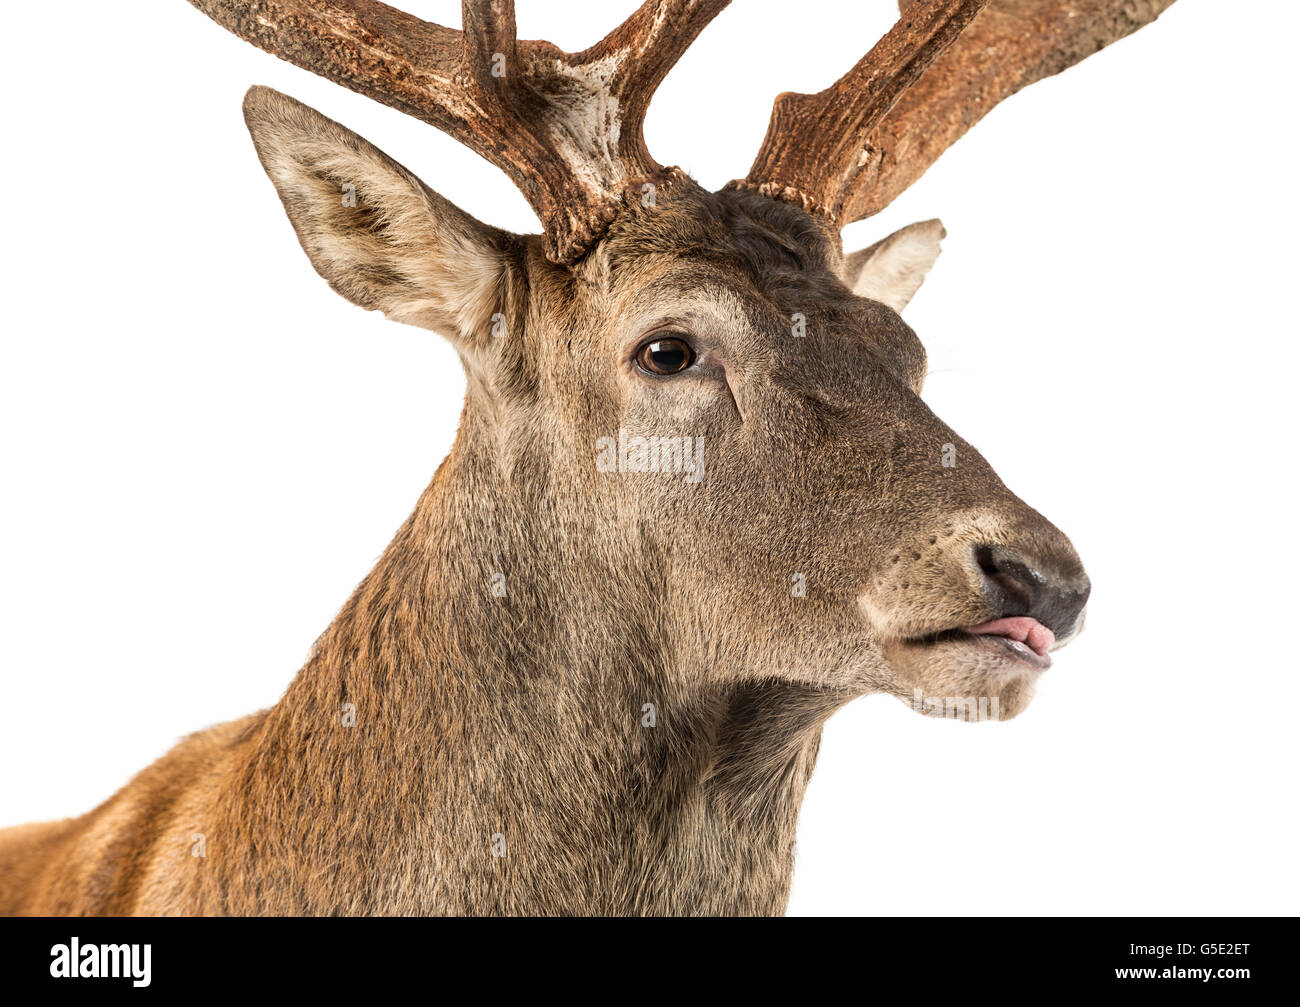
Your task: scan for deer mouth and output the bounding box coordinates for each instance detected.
[913,616,1057,671]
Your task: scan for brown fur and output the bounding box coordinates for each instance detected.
[0,89,1087,916]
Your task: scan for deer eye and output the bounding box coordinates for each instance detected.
[634,335,695,375]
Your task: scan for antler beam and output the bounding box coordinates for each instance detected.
[732,0,1178,227]
[188,0,731,263]
[731,0,987,220]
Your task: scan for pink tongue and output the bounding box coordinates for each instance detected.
[963,616,1055,657]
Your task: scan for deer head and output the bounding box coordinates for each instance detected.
[191,0,1173,724]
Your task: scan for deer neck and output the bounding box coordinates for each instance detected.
[254,416,845,915]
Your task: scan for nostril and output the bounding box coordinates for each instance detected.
[972,542,1090,638]
[972,544,1037,615]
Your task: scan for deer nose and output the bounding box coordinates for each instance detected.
[972,543,1090,638]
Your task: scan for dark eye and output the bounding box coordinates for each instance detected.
[634,335,695,375]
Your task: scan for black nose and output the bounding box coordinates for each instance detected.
[973,544,1091,637]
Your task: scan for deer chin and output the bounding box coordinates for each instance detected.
[878,619,1063,722]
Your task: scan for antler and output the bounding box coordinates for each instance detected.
[730,0,1177,227]
[187,0,731,264]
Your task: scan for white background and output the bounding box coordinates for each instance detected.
[2,1,1296,916]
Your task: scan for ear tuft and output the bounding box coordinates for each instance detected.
[843,218,945,313]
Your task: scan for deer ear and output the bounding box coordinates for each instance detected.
[241,86,515,343]
[842,219,945,313]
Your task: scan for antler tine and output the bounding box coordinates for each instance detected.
[187,2,464,130]
[460,0,518,84]
[187,0,733,264]
[585,0,733,163]
[732,0,1178,229]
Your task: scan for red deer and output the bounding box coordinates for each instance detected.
[0,0,1175,916]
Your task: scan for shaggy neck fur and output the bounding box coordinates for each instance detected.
[215,389,847,916]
